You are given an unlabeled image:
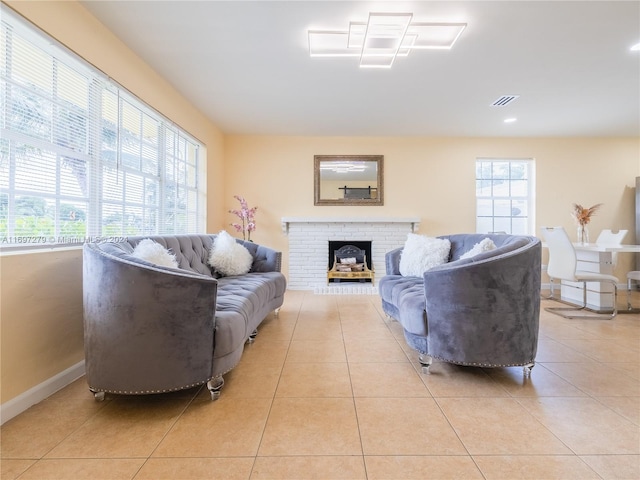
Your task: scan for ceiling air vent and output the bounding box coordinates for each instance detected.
[491,95,520,107]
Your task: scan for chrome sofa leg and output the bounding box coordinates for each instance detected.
[418,354,432,374]
[523,362,535,377]
[274,307,281,317]
[207,376,224,400]
[247,329,258,343]
[90,388,105,402]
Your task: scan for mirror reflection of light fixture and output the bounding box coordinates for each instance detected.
[308,12,466,69]
[320,162,367,173]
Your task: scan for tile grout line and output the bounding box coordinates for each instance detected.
[247,290,305,479]
[339,295,369,479]
[135,384,205,479]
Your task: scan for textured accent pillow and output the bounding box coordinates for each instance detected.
[131,239,179,268]
[208,230,253,276]
[459,238,497,260]
[399,233,451,277]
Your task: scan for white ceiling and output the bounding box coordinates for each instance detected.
[80,1,640,137]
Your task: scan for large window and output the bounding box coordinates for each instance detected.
[0,7,205,249]
[475,158,535,235]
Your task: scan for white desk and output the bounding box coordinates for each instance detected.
[559,243,640,311]
[573,244,640,253]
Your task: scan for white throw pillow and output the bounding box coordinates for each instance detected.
[399,233,451,277]
[459,238,497,260]
[208,230,253,276]
[131,239,179,268]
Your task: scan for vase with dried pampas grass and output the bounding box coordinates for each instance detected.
[571,203,602,244]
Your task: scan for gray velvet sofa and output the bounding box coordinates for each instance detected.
[379,234,541,374]
[83,234,286,400]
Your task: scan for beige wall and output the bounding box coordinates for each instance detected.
[0,1,225,403]
[224,135,639,279]
[1,249,84,400]
[1,0,639,406]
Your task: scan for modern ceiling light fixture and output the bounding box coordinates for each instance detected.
[631,43,640,51]
[308,12,467,68]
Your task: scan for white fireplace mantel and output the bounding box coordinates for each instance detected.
[281,216,420,234]
[282,217,420,291]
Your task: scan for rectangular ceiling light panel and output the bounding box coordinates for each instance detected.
[309,30,359,57]
[359,55,396,68]
[308,13,467,68]
[397,33,417,56]
[404,23,467,49]
[360,12,412,68]
[348,22,366,49]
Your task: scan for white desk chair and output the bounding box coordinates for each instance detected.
[541,226,619,319]
[596,229,629,244]
[627,271,640,311]
[596,229,628,268]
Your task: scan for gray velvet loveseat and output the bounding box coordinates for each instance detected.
[83,234,286,400]
[379,234,541,374]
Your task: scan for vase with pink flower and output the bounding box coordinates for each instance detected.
[570,203,602,245]
[229,195,257,241]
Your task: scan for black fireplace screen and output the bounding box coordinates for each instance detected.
[328,240,373,283]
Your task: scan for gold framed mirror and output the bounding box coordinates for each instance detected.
[314,155,384,206]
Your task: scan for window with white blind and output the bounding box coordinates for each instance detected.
[0,6,205,249]
[475,158,535,235]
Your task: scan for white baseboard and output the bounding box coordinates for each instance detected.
[1,360,85,425]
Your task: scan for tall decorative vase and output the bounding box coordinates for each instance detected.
[577,224,589,244]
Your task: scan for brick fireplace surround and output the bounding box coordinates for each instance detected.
[281,217,420,293]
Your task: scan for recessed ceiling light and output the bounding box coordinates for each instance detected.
[631,43,640,51]
[504,118,517,123]
[308,12,467,69]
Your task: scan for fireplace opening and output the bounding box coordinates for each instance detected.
[327,240,373,283]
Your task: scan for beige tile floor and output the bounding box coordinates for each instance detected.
[2,290,639,480]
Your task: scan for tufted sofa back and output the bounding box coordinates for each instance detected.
[384,233,538,276]
[98,234,214,276]
[94,234,282,277]
[442,233,533,263]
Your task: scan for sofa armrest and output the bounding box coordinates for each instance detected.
[83,243,218,394]
[385,247,404,275]
[421,240,541,366]
[237,240,283,272]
